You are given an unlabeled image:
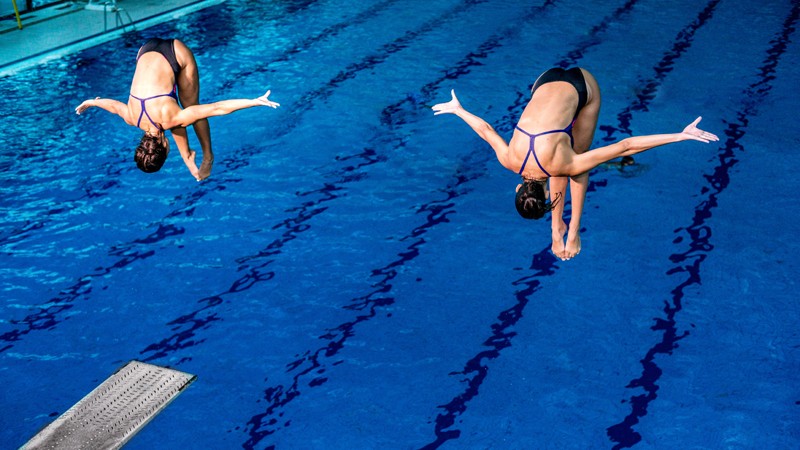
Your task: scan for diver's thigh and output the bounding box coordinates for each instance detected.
[174,40,200,106]
[572,69,601,154]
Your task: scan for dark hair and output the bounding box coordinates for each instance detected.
[515,179,558,219]
[134,133,168,173]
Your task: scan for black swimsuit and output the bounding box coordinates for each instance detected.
[531,67,588,109]
[136,38,181,79]
[130,38,181,129]
[516,67,589,177]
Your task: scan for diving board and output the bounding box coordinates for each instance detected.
[22,361,196,450]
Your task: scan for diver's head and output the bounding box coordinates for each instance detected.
[134,132,169,173]
[514,178,558,219]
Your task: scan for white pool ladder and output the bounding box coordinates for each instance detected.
[85,0,134,32]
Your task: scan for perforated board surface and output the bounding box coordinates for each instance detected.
[22,361,196,450]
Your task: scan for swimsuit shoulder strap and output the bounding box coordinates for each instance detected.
[515,125,534,136]
[515,126,553,177]
[129,89,176,129]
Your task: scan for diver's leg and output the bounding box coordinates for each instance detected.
[563,68,601,259]
[548,176,568,259]
[174,40,213,179]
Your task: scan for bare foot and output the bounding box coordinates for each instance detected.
[563,231,581,260]
[196,157,214,181]
[551,219,567,259]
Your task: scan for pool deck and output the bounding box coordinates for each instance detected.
[0,0,224,74]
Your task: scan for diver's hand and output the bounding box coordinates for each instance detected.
[255,90,280,108]
[75,97,100,115]
[681,117,719,143]
[432,89,463,115]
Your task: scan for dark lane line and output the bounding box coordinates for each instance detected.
[138,148,385,362]
[606,2,799,448]
[211,0,399,97]
[419,0,724,443]
[135,0,499,364]
[0,0,465,352]
[0,0,326,251]
[0,223,185,353]
[242,149,492,449]
[0,0,388,250]
[239,2,563,448]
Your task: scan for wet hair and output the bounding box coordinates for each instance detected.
[134,133,168,173]
[515,179,559,220]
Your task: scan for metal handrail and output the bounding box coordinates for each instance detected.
[100,1,134,32]
[11,0,23,30]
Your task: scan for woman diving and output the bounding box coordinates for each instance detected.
[432,67,718,260]
[75,38,279,181]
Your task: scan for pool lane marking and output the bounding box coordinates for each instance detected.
[0,223,185,353]
[0,0,335,345]
[419,0,725,446]
[0,0,384,252]
[212,0,401,96]
[2,0,466,254]
[0,0,478,351]
[9,0,712,446]
[142,2,569,443]
[137,149,386,363]
[606,2,800,448]
[380,0,637,127]
[238,1,707,447]
[241,151,492,448]
[135,0,513,362]
[1,0,485,339]
[0,0,402,264]
[271,0,496,126]
[239,1,586,446]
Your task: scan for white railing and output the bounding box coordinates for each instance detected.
[85,0,134,32]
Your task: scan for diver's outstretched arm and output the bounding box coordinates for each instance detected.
[168,90,279,128]
[75,97,132,125]
[563,117,719,176]
[432,89,512,170]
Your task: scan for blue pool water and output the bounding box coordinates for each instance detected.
[2,0,799,448]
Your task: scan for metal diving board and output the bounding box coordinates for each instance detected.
[22,360,196,450]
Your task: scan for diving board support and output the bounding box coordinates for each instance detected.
[22,361,196,450]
